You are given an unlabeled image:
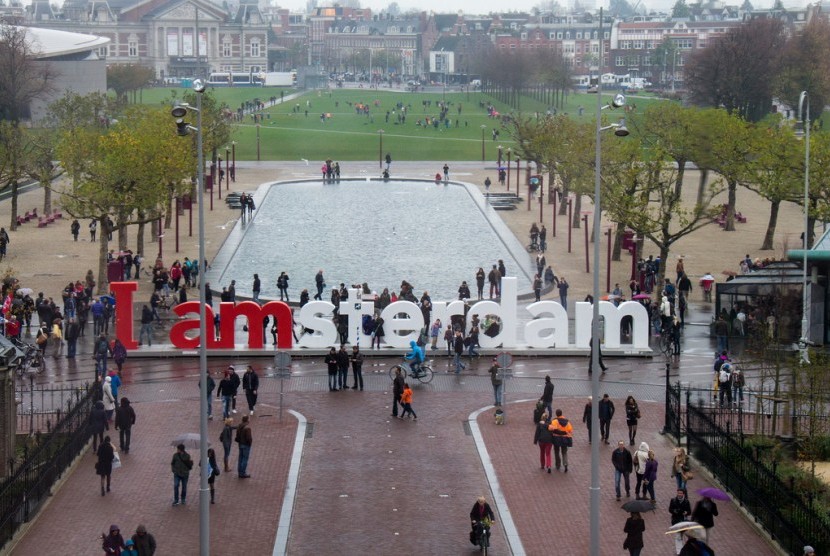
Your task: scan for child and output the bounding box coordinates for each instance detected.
[208,447,220,504]
[123,539,139,556]
[400,383,417,420]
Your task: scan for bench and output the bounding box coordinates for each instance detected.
[493,205,517,211]
[52,208,62,219]
[37,217,47,228]
[735,212,747,223]
[16,216,24,226]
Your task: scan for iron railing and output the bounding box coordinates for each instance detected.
[0,383,93,551]
[686,399,830,555]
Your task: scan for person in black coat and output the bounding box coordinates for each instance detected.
[324,347,338,391]
[336,345,350,390]
[96,435,115,496]
[89,399,108,452]
[669,489,693,553]
[623,512,645,556]
[114,397,136,454]
[691,497,719,544]
[612,441,634,500]
[598,393,616,444]
[469,496,495,545]
[242,366,259,414]
[228,366,241,414]
[541,376,554,421]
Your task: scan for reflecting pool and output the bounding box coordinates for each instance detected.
[209,179,534,301]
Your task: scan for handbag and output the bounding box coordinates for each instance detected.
[111,451,121,470]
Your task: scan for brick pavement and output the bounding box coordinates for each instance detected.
[8,369,783,555]
[8,398,296,555]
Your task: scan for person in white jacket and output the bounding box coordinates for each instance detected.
[633,441,650,500]
[103,376,116,421]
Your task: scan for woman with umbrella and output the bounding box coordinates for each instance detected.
[623,511,645,556]
[692,494,720,544]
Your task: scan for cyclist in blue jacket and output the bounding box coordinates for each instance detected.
[405,340,425,376]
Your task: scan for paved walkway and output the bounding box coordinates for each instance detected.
[7,372,782,555]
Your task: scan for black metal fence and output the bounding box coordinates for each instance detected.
[0,383,93,551]
[686,399,830,555]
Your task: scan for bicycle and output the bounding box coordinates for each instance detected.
[473,520,491,554]
[388,361,434,384]
[658,333,673,357]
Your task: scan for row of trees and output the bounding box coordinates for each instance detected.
[687,17,830,122]
[509,102,825,292]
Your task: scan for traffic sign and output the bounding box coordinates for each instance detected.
[496,352,513,369]
[274,351,292,370]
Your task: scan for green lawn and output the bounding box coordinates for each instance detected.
[135,87,663,161]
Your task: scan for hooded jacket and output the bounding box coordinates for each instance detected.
[406,340,424,363]
[89,400,108,433]
[634,442,650,474]
[103,377,116,412]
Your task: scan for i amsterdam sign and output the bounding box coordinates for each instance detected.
[110,278,651,352]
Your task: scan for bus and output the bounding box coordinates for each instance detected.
[206,72,264,86]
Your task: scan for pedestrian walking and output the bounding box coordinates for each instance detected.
[548,408,573,472]
[452,330,466,373]
[201,372,216,420]
[207,447,220,504]
[130,524,156,556]
[475,267,485,300]
[103,376,116,421]
[442,163,450,181]
[612,440,633,500]
[672,447,690,491]
[642,450,658,504]
[625,396,640,446]
[114,398,135,454]
[218,417,235,473]
[540,375,554,419]
[89,220,97,242]
[399,383,417,419]
[623,512,645,556]
[229,365,241,414]
[443,326,454,357]
[170,443,193,506]
[633,441,650,500]
[314,269,325,300]
[101,524,125,555]
[669,488,692,554]
[588,335,608,373]
[533,411,554,473]
[325,347,338,391]
[691,496,719,544]
[217,370,234,419]
[489,363,503,407]
[337,344,350,390]
[112,338,127,376]
[558,278,569,310]
[582,396,594,443]
[89,399,108,452]
[429,319,442,350]
[718,362,733,407]
[599,393,615,444]
[235,415,253,477]
[350,345,364,390]
[96,435,115,496]
[242,366,259,414]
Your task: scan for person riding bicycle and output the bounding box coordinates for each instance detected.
[405,340,425,376]
[469,496,495,546]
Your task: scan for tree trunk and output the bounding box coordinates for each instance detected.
[164,193,173,229]
[9,182,18,231]
[558,182,570,215]
[572,195,582,228]
[725,179,736,231]
[612,222,624,261]
[696,169,709,207]
[656,242,670,301]
[151,217,159,243]
[118,223,128,251]
[42,180,52,215]
[760,199,779,251]
[97,216,109,295]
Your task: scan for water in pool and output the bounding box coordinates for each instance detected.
[212,179,534,301]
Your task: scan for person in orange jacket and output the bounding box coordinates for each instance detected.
[548,408,574,472]
[399,383,417,420]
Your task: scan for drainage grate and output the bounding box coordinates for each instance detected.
[462,420,472,436]
[305,422,314,439]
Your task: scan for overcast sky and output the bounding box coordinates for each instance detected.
[275,0,806,16]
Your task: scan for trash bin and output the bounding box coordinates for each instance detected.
[107,260,124,283]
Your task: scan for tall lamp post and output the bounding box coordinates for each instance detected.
[506,148,512,191]
[171,78,210,556]
[480,125,486,162]
[797,91,811,364]
[589,8,628,555]
[231,141,236,182]
[378,129,384,170]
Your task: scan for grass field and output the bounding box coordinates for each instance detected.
[135,86,663,161]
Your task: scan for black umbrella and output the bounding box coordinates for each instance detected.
[621,499,656,513]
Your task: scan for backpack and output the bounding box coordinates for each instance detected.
[719,369,730,383]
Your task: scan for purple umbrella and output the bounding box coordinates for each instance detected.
[632,293,652,300]
[697,487,730,501]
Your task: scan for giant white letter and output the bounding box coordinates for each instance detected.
[524,300,570,348]
[297,301,338,348]
[379,301,424,348]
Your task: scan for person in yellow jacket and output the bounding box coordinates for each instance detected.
[548,408,574,472]
[399,383,417,420]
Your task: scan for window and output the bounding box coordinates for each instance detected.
[604,31,610,39]
[250,65,261,72]
[222,42,231,57]
[633,40,643,49]
[646,41,654,49]
[563,43,574,53]
[615,56,624,66]
[675,39,693,49]
[557,32,563,39]
[565,32,571,39]
[98,46,108,58]
[550,32,556,39]
[677,55,685,66]
[643,55,652,65]
[576,31,582,39]
[250,40,260,57]
[128,41,138,57]
[620,41,630,49]
[521,32,527,40]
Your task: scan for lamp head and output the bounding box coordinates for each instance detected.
[614,119,630,137]
[192,78,206,93]
[170,105,188,118]
[175,118,191,136]
[611,93,626,109]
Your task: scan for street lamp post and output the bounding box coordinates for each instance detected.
[481,125,486,162]
[583,213,590,273]
[515,157,521,199]
[797,91,811,364]
[231,141,236,182]
[256,124,261,162]
[171,79,210,555]
[225,146,230,192]
[506,148,512,191]
[378,130,384,170]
